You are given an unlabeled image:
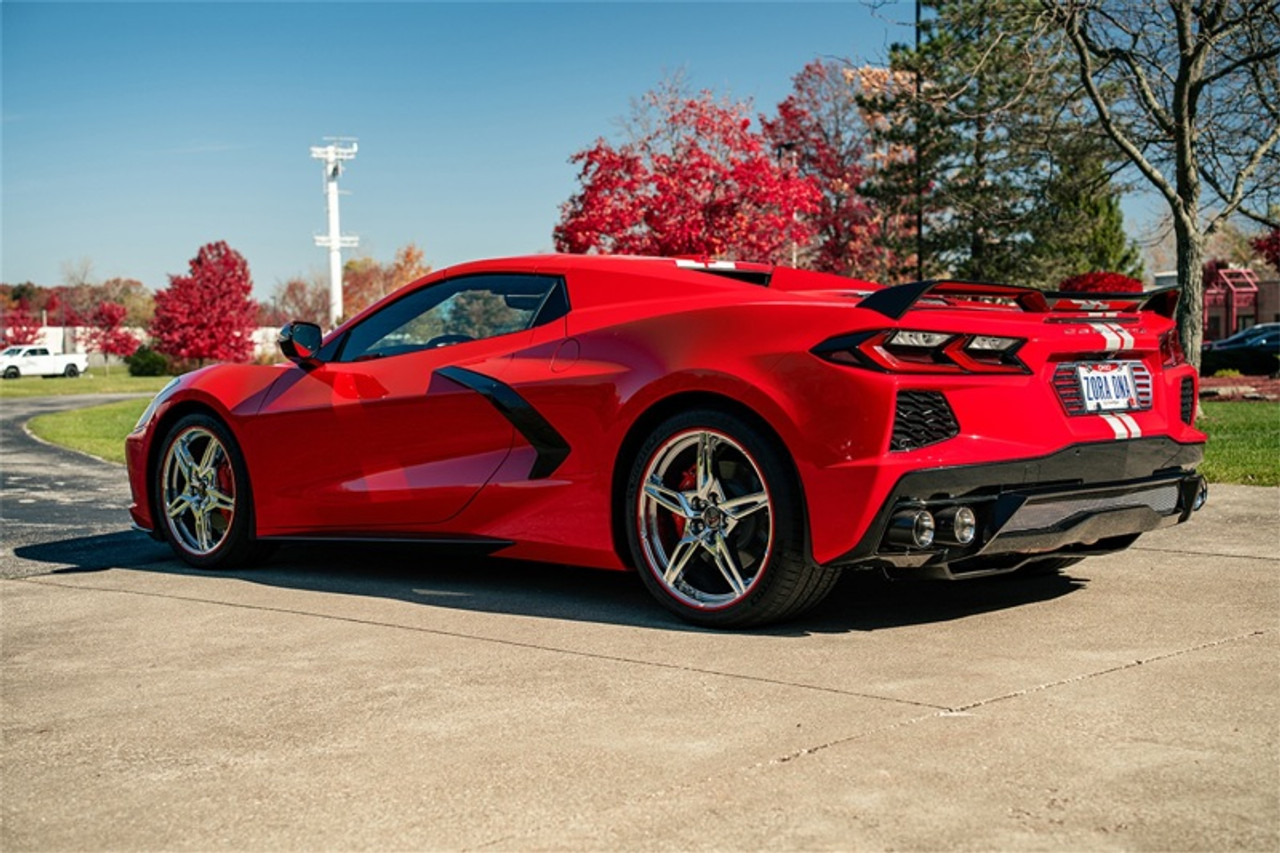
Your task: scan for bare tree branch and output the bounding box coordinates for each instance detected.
[1047,1,1184,218]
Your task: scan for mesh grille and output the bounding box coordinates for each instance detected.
[1180,377,1195,424]
[1004,482,1181,533]
[1053,362,1153,415]
[891,391,959,452]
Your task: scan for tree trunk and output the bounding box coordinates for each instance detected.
[1173,214,1205,371]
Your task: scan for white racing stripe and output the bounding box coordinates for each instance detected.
[1106,322,1135,350]
[674,258,738,270]
[1116,412,1142,437]
[1100,414,1129,439]
[1100,413,1143,439]
[1096,325,1121,352]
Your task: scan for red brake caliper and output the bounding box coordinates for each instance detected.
[671,467,697,538]
[216,461,233,519]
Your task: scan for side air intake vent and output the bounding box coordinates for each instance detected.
[891,391,959,452]
[1180,376,1195,424]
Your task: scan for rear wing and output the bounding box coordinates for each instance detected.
[857,279,1180,321]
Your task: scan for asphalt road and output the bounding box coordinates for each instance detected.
[2,394,1277,850]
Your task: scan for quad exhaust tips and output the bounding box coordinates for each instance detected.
[886,506,976,549]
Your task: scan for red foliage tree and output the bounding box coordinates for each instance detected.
[1200,257,1233,292]
[85,301,139,374]
[554,83,819,263]
[1252,228,1280,273]
[2,300,43,345]
[1057,271,1145,293]
[762,60,905,279]
[149,242,259,364]
[264,277,330,328]
[342,243,431,319]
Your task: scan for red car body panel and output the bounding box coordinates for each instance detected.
[127,254,1206,576]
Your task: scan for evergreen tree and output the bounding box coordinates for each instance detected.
[861,0,1139,287]
[1031,149,1145,282]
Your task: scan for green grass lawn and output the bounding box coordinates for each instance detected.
[1198,401,1280,486]
[27,398,149,464]
[26,396,1280,486]
[0,373,173,398]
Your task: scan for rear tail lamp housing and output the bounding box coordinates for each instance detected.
[814,329,1028,374]
[1160,328,1186,367]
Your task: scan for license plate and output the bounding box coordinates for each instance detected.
[1077,363,1138,412]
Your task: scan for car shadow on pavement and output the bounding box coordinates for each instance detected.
[14,531,1086,637]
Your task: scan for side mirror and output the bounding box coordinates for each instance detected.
[279,322,324,367]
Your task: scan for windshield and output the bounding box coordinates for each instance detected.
[1,347,23,356]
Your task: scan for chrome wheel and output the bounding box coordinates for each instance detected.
[161,426,237,556]
[637,429,773,610]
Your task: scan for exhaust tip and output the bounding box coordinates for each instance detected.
[936,506,977,545]
[1193,477,1208,511]
[888,509,935,549]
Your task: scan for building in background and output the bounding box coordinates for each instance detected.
[1154,268,1280,342]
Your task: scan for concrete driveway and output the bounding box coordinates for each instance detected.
[2,395,1277,850]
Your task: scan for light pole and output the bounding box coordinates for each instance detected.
[914,0,924,282]
[310,139,359,326]
[775,141,799,267]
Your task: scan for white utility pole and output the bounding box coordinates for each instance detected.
[310,139,359,326]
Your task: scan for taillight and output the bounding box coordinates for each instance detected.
[813,329,1028,374]
[1160,328,1186,367]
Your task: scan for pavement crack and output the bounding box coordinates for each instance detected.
[10,576,947,712]
[947,628,1271,714]
[1130,544,1279,561]
[462,627,1274,851]
[760,629,1273,769]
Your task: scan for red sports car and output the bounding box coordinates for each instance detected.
[126,255,1207,627]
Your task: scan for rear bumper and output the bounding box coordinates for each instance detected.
[833,437,1205,569]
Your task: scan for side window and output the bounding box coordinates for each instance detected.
[336,274,565,363]
[32,348,49,357]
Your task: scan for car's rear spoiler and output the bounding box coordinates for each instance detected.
[857,279,1181,320]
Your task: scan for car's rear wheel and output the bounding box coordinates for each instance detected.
[63,364,79,378]
[155,413,264,569]
[625,408,839,628]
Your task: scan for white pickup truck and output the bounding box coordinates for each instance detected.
[0,345,89,379]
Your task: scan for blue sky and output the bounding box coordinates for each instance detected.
[3,1,923,298]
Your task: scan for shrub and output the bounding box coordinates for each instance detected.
[1058,271,1145,293]
[126,345,171,377]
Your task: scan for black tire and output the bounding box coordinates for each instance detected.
[625,408,839,628]
[63,364,79,378]
[3,366,19,379]
[153,413,268,569]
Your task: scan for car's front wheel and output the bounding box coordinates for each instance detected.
[625,408,839,628]
[3,366,19,379]
[155,413,264,569]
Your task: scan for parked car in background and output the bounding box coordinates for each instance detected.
[1223,330,1280,356]
[0,346,88,379]
[1209,325,1280,352]
[1204,322,1280,351]
[126,255,1209,627]
[1201,327,1280,376]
